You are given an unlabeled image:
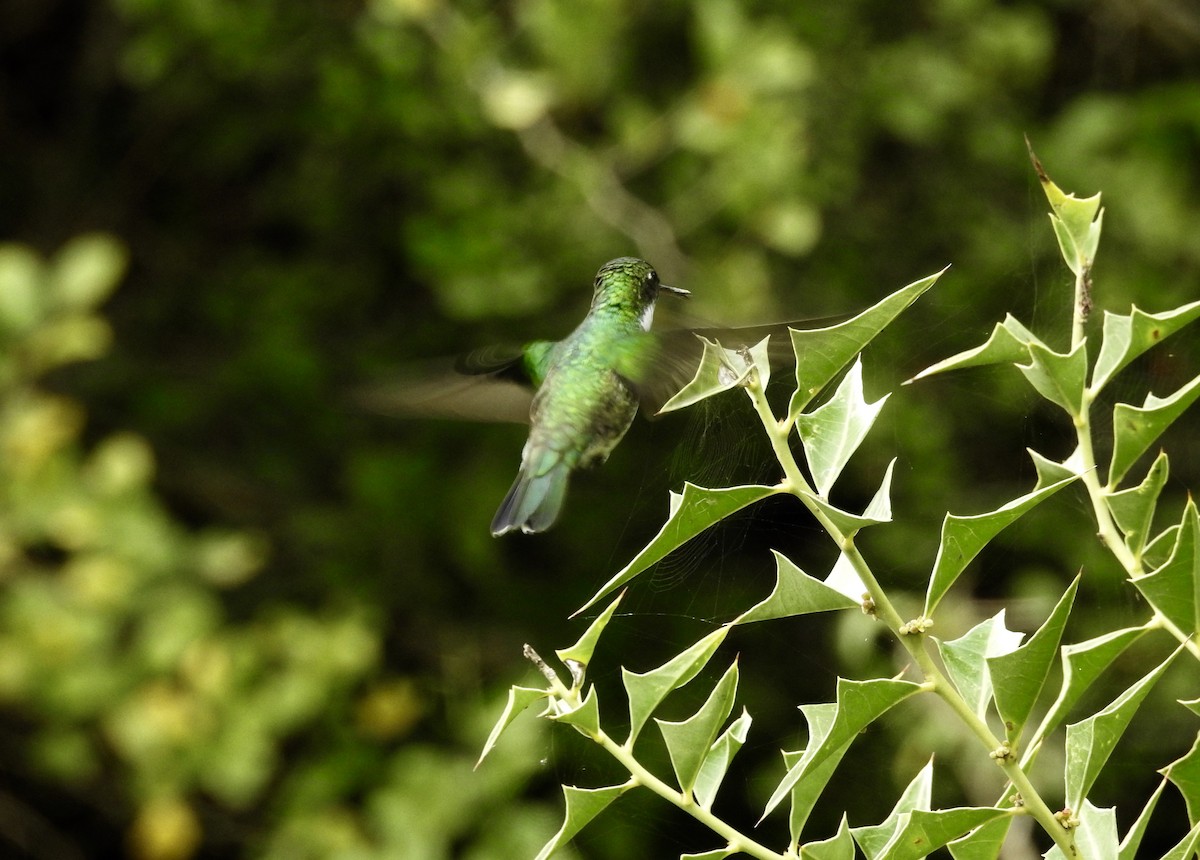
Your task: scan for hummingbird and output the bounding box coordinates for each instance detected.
[490,257,689,535]
[361,256,800,535]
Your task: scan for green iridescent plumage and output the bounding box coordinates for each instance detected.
[491,257,689,535]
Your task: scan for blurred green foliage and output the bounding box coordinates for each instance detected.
[0,238,571,858]
[1,0,1199,856]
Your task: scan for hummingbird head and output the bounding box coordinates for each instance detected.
[591,257,689,330]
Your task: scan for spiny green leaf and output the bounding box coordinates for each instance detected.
[797,458,896,537]
[657,336,769,414]
[1145,523,1182,569]
[1029,146,1104,276]
[795,357,889,498]
[694,708,751,811]
[1162,731,1200,828]
[862,458,896,521]
[1028,447,1080,489]
[1182,697,1200,718]
[762,678,921,820]
[477,685,549,768]
[924,476,1076,616]
[535,782,635,860]
[871,808,1010,860]
[1118,778,1166,860]
[1109,373,1200,487]
[784,704,852,843]
[1043,802,1117,860]
[1038,625,1150,742]
[823,552,870,604]
[551,685,600,737]
[623,627,729,745]
[790,269,943,415]
[799,489,887,537]
[1017,339,1088,417]
[906,314,1042,383]
[1092,301,1200,393]
[936,612,1023,719]
[576,483,778,613]
[748,334,772,389]
[800,815,854,860]
[556,592,623,683]
[947,817,1012,860]
[1130,500,1199,637]
[988,576,1080,742]
[734,551,860,625]
[656,660,740,793]
[1104,452,1169,559]
[849,762,1010,860]
[850,758,933,857]
[1065,648,1180,811]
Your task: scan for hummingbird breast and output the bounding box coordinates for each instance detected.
[525,318,641,471]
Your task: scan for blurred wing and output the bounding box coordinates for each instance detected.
[355,349,536,424]
[457,340,557,389]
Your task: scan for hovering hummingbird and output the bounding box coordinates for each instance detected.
[489,257,690,535]
[362,256,797,535]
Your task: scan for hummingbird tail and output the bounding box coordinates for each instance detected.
[491,463,570,536]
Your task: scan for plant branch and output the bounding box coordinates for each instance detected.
[745,370,1079,856]
[595,728,787,860]
[1073,392,1200,661]
[1071,265,1091,352]
[550,678,788,860]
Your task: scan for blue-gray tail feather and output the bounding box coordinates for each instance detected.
[491,464,570,535]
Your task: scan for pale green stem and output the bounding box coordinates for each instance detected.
[596,729,787,860]
[1074,391,1137,571]
[743,375,1079,857]
[1071,264,1090,351]
[1147,609,1200,661]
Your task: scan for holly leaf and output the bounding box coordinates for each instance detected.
[790,270,943,416]
[535,782,636,860]
[1103,453,1169,558]
[907,314,1042,383]
[936,612,1024,719]
[1091,300,1200,393]
[477,685,549,768]
[1129,500,1199,637]
[925,476,1076,616]
[795,357,888,498]
[623,627,730,745]
[576,483,778,614]
[1109,373,1200,487]
[762,679,921,821]
[734,551,861,625]
[988,576,1080,742]
[694,708,752,811]
[1162,731,1200,828]
[1065,648,1180,811]
[656,660,740,793]
[1017,339,1088,417]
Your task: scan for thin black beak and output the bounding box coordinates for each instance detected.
[660,284,691,299]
